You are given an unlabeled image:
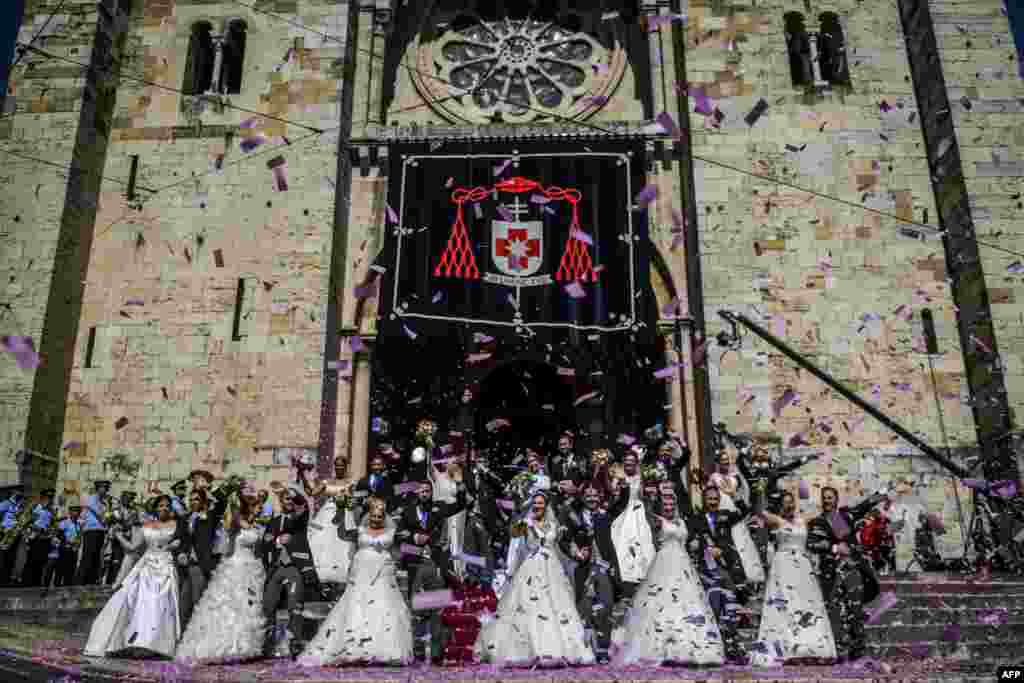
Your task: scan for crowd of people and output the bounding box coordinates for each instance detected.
[0,420,902,668]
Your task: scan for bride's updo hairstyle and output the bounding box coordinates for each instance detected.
[366,496,388,528]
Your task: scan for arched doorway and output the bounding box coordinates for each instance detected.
[472,359,575,458]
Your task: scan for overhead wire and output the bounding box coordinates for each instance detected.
[10,0,68,69]
[227,0,1024,260]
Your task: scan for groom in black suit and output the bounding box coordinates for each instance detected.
[259,488,317,659]
[559,481,628,664]
[806,487,885,662]
[687,485,750,663]
[396,480,467,663]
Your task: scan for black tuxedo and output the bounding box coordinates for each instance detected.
[559,490,629,597]
[686,504,750,591]
[396,489,467,585]
[188,493,229,578]
[806,494,884,603]
[807,493,885,658]
[462,463,504,572]
[259,508,316,657]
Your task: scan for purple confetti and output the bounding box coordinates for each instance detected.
[1007,261,1024,274]
[496,498,515,510]
[992,480,1018,498]
[386,203,399,224]
[962,478,989,491]
[62,441,83,451]
[431,291,444,304]
[691,87,713,115]
[798,480,810,500]
[583,95,609,107]
[445,177,454,188]
[530,194,550,205]
[653,364,680,380]
[271,165,288,192]
[1,335,40,370]
[412,589,457,610]
[239,134,266,153]
[941,623,961,642]
[865,591,899,624]
[635,184,659,207]
[542,205,556,215]
[772,388,797,418]
[353,279,378,300]
[655,111,683,140]
[494,159,513,177]
[879,100,892,112]
[239,117,259,129]
[350,336,364,353]
[402,324,418,340]
[571,229,593,245]
[565,281,586,299]
[124,298,145,306]
[497,205,513,222]
[394,481,419,495]
[661,298,682,316]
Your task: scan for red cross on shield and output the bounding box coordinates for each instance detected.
[492,221,543,277]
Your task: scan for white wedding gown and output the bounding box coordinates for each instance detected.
[474,518,594,667]
[175,526,266,663]
[710,471,765,584]
[615,518,725,666]
[610,476,656,585]
[299,525,413,666]
[752,519,836,664]
[309,497,353,585]
[84,525,181,658]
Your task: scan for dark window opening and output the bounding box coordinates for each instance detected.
[220,20,247,94]
[818,12,851,87]
[783,12,814,88]
[231,278,246,341]
[118,0,132,15]
[183,22,215,95]
[85,327,96,368]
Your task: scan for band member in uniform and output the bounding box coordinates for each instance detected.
[170,480,189,518]
[75,481,112,586]
[0,486,27,586]
[23,488,56,586]
[103,491,137,585]
[54,503,82,587]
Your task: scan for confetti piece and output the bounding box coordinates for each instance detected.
[494,159,513,176]
[239,134,266,153]
[992,480,1018,498]
[271,165,288,192]
[574,390,600,406]
[865,591,899,624]
[412,589,456,610]
[486,418,511,432]
[445,177,454,188]
[530,194,550,205]
[394,482,419,495]
[879,100,891,113]
[634,184,658,207]
[63,441,82,451]
[402,324,417,340]
[565,281,586,299]
[744,98,768,126]
[653,364,680,380]
[353,280,377,299]
[770,389,796,418]
[798,480,810,500]
[583,95,609,107]
[542,205,555,216]
[571,229,593,245]
[350,336,364,353]
[1,335,40,370]
[239,117,260,129]
[115,417,129,430]
[386,203,399,224]
[456,552,487,567]
[401,544,429,559]
[655,111,683,140]
[466,352,493,364]
[556,367,575,376]
[496,498,515,510]
[691,87,713,115]
[431,291,443,304]
[1007,261,1024,274]
[497,205,513,221]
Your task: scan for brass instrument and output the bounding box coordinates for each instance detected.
[0,504,33,550]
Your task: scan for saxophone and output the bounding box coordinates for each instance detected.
[0,505,33,550]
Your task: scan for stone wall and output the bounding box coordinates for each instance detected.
[54,0,351,498]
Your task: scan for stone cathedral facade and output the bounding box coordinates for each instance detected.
[1,0,1022,564]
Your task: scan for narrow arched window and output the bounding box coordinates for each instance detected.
[818,12,851,87]
[220,20,247,94]
[183,22,215,95]
[783,12,814,88]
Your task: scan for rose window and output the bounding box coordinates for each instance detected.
[415,13,624,125]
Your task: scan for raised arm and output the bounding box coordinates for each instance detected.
[847,492,886,524]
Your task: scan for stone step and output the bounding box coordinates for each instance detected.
[865,621,1024,643]
[878,576,1024,595]
[872,606,1024,625]
[867,639,1023,660]
[0,586,115,612]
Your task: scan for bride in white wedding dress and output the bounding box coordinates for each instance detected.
[175,485,266,664]
[752,492,836,665]
[615,494,724,666]
[475,491,593,668]
[84,495,181,659]
[299,495,414,666]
